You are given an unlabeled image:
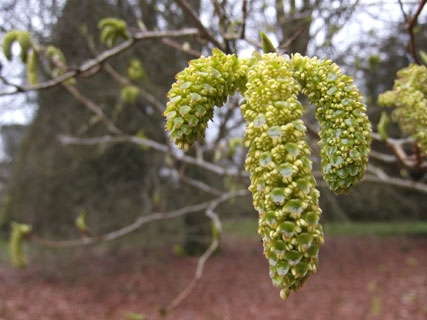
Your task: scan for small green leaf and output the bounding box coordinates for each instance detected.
[260,31,276,53]
[75,209,89,233]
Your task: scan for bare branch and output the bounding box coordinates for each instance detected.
[167,189,247,310]
[58,134,249,177]
[30,189,248,249]
[371,132,427,171]
[174,0,225,51]
[178,171,225,196]
[404,0,426,64]
[102,63,166,114]
[161,38,202,57]
[312,169,427,194]
[0,28,199,96]
[369,150,398,164]
[209,0,231,52]
[241,0,248,39]
[398,0,409,21]
[62,84,122,134]
[364,173,427,194]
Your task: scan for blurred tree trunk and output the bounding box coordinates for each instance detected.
[276,0,314,55]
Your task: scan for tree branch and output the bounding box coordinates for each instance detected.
[62,84,123,134]
[403,0,426,64]
[371,132,427,171]
[174,0,225,51]
[30,190,248,248]
[240,0,248,39]
[0,28,199,96]
[58,134,248,177]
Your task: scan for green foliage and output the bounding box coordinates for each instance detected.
[378,64,427,153]
[98,17,129,47]
[9,222,32,269]
[2,30,33,62]
[165,49,371,298]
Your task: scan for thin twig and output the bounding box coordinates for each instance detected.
[103,63,165,113]
[371,132,427,171]
[241,0,248,39]
[178,171,225,196]
[404,0,426,64]
[58,134,248,177]
[166,189,248,311]
[161,38,202,57]
[174,0,225,51]
[398,0,409,21]
[63,84,122,134]
[278,27,304,55]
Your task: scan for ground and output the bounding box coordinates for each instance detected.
[0,235,426,320]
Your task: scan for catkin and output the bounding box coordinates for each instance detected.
[291,54,371,194]
[378,64,427,153]
[242,53,323,298]
[9,222,32,269]
[164,48,247,151]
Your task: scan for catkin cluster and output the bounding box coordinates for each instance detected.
[167,49,372,299]
[378,64,427,153]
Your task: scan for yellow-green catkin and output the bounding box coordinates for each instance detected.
[17,31,32,62]
[9,222,32,269]
[378,64,427,153]
[128,59,146,83]
[121,85,140,103]
[26,50,38,86]
[2,30,19,60]
[291,54,371,194]
[164,48,247,151]
[2,30,32,62]
[241,53,323,298]
[98,18,129,47]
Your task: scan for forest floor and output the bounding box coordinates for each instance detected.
[0,232,426,320]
